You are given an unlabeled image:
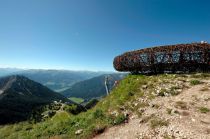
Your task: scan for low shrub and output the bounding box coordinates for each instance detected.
[190,80,201,85]
[63,104,79,115]
[199,107,210,113]
[93,109,104,119]
[114,114,127,125]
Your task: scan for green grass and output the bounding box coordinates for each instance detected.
[69,97,84,104]
[0,74,148,139]
[190,80,201,85]
[199,107,210,113]
[113,114,127,125]
[0,74,206,139]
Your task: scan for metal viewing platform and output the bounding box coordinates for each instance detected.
[113,42,210,74]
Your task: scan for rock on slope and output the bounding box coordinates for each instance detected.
[95,74,210,139]
[0,75,72,124]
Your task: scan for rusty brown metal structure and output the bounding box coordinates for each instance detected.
[113,42,210,74]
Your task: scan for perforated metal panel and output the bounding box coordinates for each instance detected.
[113,43,210,74]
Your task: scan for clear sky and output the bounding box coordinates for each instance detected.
[0,0,210,71]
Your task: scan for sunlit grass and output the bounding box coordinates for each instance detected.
[0,73,209,139]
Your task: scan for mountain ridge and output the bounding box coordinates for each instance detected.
[61,74,125,100]
[0,68,115,92]
[0,75,73,124]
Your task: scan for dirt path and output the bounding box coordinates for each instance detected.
[94,82,210,139]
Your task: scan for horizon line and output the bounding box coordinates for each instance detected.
[0,66,116,73]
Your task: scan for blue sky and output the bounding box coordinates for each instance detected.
[0,0,210,71]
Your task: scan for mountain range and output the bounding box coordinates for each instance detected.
[61,74,125,100]
[0,68,22,77]
[0,75,73,125]
[0,68,114,92]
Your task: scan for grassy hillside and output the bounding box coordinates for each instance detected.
[0,73,209,139]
